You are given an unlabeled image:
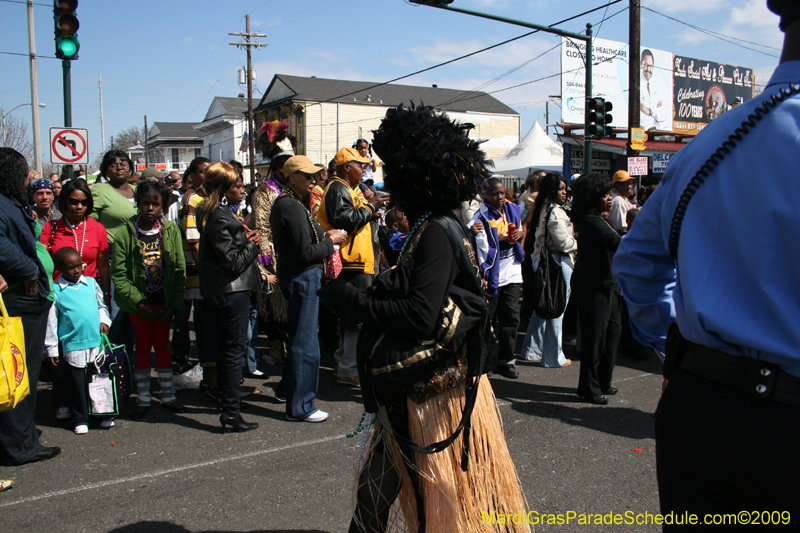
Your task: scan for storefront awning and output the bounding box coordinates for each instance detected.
[559,135,689,156]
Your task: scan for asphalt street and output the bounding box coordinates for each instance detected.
[1,331,664,533]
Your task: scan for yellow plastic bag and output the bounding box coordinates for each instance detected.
[0,293,28,412]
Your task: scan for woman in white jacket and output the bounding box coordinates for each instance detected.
[520,172,577,367]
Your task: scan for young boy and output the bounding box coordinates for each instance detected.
[45,247,112,434]
[381,207,409,267]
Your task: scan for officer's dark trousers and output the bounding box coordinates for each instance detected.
[656,368,800,529]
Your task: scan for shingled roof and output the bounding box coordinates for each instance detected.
[149,122,200,140]
[255,74,518,116]
[203,97,249,121]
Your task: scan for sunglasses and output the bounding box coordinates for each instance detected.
[68,198,90,206]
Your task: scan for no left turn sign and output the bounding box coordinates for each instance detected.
[50,127,89,165]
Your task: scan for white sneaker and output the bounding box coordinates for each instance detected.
[56,407,71,420]
[74,424,88,435]
[249,369,265,377]
[100,418,115,428]
[287,409,328,423]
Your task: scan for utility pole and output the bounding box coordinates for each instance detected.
[230,16,267,187]
[99,74,105,154]
[144,115,148,168]
[628,0,641,156]
[545,101,549,136]
[27,0,43,173]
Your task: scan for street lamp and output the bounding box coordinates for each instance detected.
[2,102,46,148]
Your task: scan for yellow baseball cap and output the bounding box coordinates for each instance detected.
[613,170,633,183]
[334,147,371,167]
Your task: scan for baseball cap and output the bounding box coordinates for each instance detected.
[283,155,322,177]
[140,168,169,179]
[613,170,633,183]
[334,147,371,167]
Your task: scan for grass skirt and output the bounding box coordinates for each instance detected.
[353,375,531,532]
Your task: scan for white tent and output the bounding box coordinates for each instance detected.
[488,121,563,178]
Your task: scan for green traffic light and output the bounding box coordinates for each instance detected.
[58,36,79,58]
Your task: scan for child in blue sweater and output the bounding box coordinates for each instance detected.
[45,247,112,434]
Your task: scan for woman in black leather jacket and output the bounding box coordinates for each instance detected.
[197,162,261,432]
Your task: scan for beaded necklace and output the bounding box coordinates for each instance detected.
[65,217,88,269]
[135,216,165,293]
[396,211,432,263]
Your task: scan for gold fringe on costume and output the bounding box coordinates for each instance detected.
[251,181,288,322]
[354,376,531,533]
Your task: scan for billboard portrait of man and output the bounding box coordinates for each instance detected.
[640,49,671,130]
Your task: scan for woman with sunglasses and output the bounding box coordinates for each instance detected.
[41,179,110,305]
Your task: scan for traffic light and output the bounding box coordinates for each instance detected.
[587,97,613,139]
[54,0,79,60]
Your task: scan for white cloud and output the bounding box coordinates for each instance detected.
[644,0,726,13]
[183,37,195,44]
[404,35,560,72]
[729,0,777,29]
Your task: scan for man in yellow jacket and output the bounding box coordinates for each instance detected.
[317,147,387,386]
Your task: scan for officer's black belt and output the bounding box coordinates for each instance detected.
[680,340,800,408]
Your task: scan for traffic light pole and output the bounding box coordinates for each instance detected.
[407,1,594,174]
[585,25,593,174]
[62,59,73,181]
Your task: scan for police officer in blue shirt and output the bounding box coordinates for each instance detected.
[613,1,800,524]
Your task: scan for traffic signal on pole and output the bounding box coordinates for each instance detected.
[54,0,79,60]
[587,97,613,139]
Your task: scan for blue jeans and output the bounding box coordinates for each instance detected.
[521,254,573,367]
[0,293,51,465]
[277,268,322,419]
[244,304,259,373]
[206,291,251,417]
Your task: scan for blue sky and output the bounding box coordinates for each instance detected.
[0,0,782,167]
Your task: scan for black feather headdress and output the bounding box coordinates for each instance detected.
[372,103,492,214]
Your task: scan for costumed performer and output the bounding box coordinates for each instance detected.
[251,121,295,364]
[319,104,530,533]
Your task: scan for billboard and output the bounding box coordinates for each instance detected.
[672,56,755,134]
[561,38,753,134]
[561,37,630,128]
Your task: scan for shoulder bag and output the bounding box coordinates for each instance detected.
[533,206,567,319]
[0,293,29,412]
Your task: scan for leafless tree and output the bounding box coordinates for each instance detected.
[0,107,35,164]
[112,125,148,150]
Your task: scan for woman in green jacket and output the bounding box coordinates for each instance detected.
[112,182,186,420]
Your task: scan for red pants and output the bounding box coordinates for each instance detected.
[129,305,172,370]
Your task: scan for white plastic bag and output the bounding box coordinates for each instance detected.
[173,364,203,390]
[88,373,116,414]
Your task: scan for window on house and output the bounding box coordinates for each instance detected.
[195,148,202,159]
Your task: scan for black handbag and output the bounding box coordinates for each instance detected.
[533,206,568,319]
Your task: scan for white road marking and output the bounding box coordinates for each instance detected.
[0,434,346,508]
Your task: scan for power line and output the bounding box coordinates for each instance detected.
[642,6,781,58]
[0,0,50,6]
[311,0,623,106]
[438,6,628,110]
